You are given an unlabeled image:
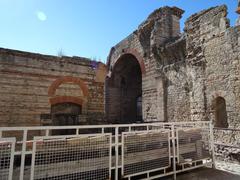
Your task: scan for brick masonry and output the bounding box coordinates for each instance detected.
[0,5,239,158]
[0,48,107,126]
[106,5,239,127]
[106,5,240,162]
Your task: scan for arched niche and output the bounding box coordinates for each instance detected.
[213,97,228,128]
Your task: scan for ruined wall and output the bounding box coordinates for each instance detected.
[106,4,240,129]
[185,5,240,128]
[0,48,107,127]
[153,36,191,122]
[1,4,239,132]
[106,6,184,123]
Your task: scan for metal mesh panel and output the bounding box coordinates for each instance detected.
[122,130,170,177]
[177,128,211,164]
[0,138,15,180]
[31,134,111,180]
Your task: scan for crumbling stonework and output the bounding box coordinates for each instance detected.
[106,6,185,123]
[185,6,240,129]
[0,4,239,156]
[106,5,240,129]
[105,4,240,163]
[0,48,107,127]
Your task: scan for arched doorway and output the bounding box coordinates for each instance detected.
[213,97,228,128]
[106,54,142,124]
[51,103,82,135]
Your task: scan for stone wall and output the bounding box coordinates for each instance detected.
[0,4,239,135]
[0,48,107,127]
[106,5,240,151]
[155,36,191,122]
[106,6,185,123]
[185,5,240,128]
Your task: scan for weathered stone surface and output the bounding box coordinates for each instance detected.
[0,48,107,127]
[106,5,240,164]
[106,6,185,123]
[185,5,240,129]
[106,5,239,128]
[0,4,239,165]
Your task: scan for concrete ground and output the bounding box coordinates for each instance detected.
[13,166,240,179]
[164,167,240,180]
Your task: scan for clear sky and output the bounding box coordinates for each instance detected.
[0,0,238,63]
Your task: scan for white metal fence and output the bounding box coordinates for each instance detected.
[0,121,214,180]
[0,138,15,180]
[31,134,111,180]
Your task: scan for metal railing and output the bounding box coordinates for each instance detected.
[0,121,214,180]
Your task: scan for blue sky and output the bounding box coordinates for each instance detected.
[0,0,238,63]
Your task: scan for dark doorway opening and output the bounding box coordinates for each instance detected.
[106,54,142,124]
[213,97,228,128]
[51,103,82,135]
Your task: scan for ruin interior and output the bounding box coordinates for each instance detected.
[0,4,239,166]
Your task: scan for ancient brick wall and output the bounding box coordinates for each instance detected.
[163,62,191,122]
[0,48,107,127]
[106,4,240,129]
[154,35,191,122]
[1,4,239,132]
[185,5,240,128]
[106,6,184,123]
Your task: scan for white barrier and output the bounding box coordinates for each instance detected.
[0,121,214,180]
[0,138,15,180]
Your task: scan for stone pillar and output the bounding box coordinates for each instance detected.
[155,75,166,122]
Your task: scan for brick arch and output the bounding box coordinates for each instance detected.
[113,48,146,76]
[48,76,88,97]
[49,96,84,106]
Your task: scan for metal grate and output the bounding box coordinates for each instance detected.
[0,138,15,180]
[31,134,111,180]
[177,128,211,164]
[122,130,170,177]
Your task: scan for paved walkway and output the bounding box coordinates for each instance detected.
[165,167,240,180]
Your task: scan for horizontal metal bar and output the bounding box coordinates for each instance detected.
[176,162,212,173]
[142,172,175,180]
[124,166,171,178]
[179,158,211,166]
[33,133,111,140]
[14,151,32,156]
[0,121,210,131]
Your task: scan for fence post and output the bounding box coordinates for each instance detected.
[171,124,177,180]
[9,139,15,180]
[20,130,27,180]
[30,140,36,180]
[115,127,119,180]
[209,123,216,169]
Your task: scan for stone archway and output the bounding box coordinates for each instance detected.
[106,53,143,124]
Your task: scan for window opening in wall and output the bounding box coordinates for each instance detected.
[51,103,82,135]
[213,97,228,128]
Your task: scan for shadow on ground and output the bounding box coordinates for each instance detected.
[163,167,240,180]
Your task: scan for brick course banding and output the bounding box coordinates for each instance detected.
[0,48,107,126]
